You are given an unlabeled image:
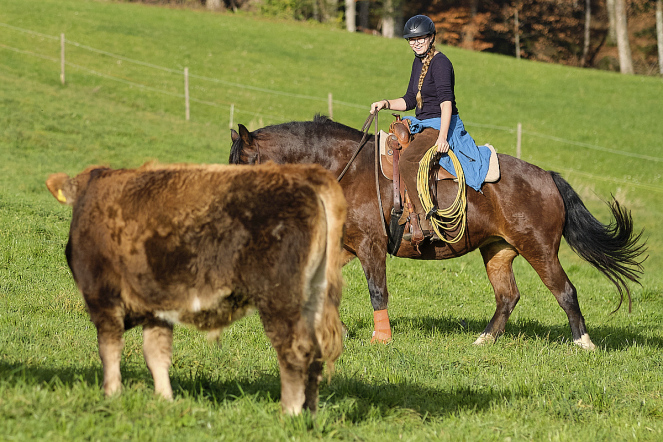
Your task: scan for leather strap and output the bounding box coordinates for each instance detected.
[392,139,402,211]
[337,113,374,182]
[374,112,388,238]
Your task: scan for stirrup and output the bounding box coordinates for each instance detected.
[403,227,441,242]
[425,230,442,241]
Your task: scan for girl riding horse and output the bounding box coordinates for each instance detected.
[371,15,490,245]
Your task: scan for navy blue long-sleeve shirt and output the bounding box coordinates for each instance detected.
[401,52,458,120]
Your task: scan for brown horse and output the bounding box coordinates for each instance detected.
[229,115,646,350]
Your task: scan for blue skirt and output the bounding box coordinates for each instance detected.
[404,115,491,191]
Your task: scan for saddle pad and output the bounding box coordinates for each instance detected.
[436,144,501,183]
[379,131,500,184]
[378,130,394,180]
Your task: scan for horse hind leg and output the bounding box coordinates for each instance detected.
[475,240,521,345]
[525,254,595,350]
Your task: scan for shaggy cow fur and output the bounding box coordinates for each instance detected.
[47,162,347,415]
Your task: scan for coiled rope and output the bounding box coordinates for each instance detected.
[416,145,468,243]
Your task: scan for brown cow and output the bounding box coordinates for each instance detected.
[46,162,346,415]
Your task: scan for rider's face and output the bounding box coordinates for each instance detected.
[408,35,432,56]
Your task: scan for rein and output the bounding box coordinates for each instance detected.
[336,113,374,182]
[335,112,388,238]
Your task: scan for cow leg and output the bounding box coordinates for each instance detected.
[303,359,324,413]
[143,320,174,400]
[357,247,391,343]
[277,356,306,415]
[476,241,520,345]
[264,316,314,415]
[93,315,125,396]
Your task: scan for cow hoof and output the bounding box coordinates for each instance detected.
[573,334,596,351]
[103,381,122,397]
[370,330,391,344]
[155,389,174,401]
[473,333,495,346]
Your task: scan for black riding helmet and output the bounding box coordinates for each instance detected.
[403,15,436,58]
[403,15,436,40]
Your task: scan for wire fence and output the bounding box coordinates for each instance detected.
[2,21,662,193]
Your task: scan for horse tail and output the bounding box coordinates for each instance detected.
[550,171,647,311]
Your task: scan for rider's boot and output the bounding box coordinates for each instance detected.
[403,213,425,245]
[403,213,441,244]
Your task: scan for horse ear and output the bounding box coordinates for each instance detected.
[238,124,253,145]
[230,129,239,143]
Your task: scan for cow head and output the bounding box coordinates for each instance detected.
[46,166,111,206]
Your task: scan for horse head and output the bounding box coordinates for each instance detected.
[229,124,260,165]
[229,116,366,170]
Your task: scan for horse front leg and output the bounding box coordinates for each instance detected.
[357,242,391,343]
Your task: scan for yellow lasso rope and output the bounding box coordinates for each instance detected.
[416,145,467,243]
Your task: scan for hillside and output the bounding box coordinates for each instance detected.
[1,0,662,439]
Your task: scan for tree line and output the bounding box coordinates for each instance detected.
[129,0,663,75]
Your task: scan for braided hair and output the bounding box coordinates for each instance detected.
[416,41,436,110]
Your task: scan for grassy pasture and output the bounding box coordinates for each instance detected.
[1,0,662,440]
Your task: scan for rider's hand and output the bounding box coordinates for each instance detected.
[436,138,450,154]
[370,100,387,114]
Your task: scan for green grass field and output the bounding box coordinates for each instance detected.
[1,0,662,440]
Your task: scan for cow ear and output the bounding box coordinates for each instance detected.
[230,128,239,143]
[238,124,253,145]
[46,173,76,206]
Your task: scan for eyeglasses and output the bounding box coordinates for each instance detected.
[408,36,428,45]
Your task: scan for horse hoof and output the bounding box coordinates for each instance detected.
[371,330,392,344]
[573,334,596,350]
[473,333,495,345]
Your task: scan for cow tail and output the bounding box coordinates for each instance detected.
[313,172,347,372]
[550,172,647,312]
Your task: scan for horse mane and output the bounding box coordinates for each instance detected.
[313,113,332,123]
[229,115,363,164]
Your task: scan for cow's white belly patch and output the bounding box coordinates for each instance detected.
[155,310,182,324]
[155,287,239,327]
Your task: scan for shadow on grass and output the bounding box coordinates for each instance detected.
[322,375,508,419]
[389,314,663,351]
[0,359,512,419]
[172,371,511,419]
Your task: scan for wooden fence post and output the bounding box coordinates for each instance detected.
[60,33,65,85]
[517,122,522,158]
[514,6,520,59]
[229,104,234,129]
[184,67,190,121]
[328,92,333,119]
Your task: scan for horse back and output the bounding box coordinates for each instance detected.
[468,154,565,246]
[402,154,566,259]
